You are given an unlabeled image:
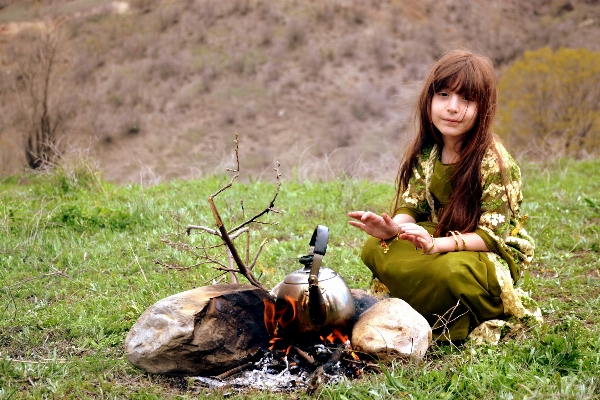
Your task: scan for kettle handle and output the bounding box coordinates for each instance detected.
[309,225,329,256]
[308,225,329,326]
[308,225,328,286]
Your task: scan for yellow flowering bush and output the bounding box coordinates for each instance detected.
[496,47,600,158]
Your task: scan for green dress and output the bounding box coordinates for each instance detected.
[361,141,536,341]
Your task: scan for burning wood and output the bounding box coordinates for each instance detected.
[190,328,372,395]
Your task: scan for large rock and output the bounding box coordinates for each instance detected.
[351,298,431,360]
[125,284,272,376]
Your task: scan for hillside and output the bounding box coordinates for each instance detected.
[1,0,600,183]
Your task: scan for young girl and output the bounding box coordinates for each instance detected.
[348,50,539,341]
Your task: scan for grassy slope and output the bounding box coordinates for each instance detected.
[1,158,599,398]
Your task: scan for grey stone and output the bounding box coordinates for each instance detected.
[124,284,272,375]
[351,298,431,360]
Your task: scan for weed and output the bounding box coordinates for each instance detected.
[285,17,307,50]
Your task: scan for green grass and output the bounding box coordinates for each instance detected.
[1,158,599,399]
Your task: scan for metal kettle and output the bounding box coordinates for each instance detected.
[274,225,355,334]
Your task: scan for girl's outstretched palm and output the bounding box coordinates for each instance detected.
[348,211,399,240]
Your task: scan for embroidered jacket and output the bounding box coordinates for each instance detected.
[397,140,535,282]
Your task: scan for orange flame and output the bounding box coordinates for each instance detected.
[263,298,277,337]
[278,295,298,328]
[263,295,300,349]
[323,329,349,344]
[321,328,362,361]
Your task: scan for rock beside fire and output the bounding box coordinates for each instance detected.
[351,298,432,360]
[124,284,272,375]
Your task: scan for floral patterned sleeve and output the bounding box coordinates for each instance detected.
[395,148,432,222]
[476,142,535,280]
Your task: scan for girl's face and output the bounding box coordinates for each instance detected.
[430,88,478,142]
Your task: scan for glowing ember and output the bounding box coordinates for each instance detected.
[321,329,349,345]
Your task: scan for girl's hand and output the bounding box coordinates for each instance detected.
[348,211,400,240]
[398,223,436,253]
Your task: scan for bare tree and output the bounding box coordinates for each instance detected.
[10,27,66,169]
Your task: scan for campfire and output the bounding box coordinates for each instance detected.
[191,296,378,394]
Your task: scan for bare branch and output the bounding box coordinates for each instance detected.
[186,225,249,240]
[210,132,240,198]
[201,272,228,286]
[153,259,192,270]
[186,225,219,236]
[227,161,282,235]
[248,238,269,271]
[163,135,281,293]
[207,195,264,289]
[226,248,240,284]
[213,267,241,273]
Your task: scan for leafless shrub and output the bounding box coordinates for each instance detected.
[150,51,182,81]
[459,2,524,66]
[279,72,299,92]
[229,52,246,75]
[258,25,274,46]
[315,1,337,27]
[256,0,273,21]
[302,47,325,76]
[242,52,260,76]
[221,106,236,125]
[130,0,157,13]
[398,41,434,81]
[336,34,359,59]
[0,0,18,9]
[179,12,207,44]
[346,1,368,25]
[189,0,221,28]
[263,61,281,84]
[263,40,285,83]
[350,84,388,122]
[327,106,354,149]
[157,3,183,32]
[200,65,216,92]
[388,4,405,35]
[120,34,149,61]
[123,121,142,137]
[370,32,395,71]
[285,17,307,50]
[244,102,257,120]
[72,53,104,84]
[229,0,251,16]
[7,28,72,170]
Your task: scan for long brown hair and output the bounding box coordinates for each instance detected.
[394,50,500,236]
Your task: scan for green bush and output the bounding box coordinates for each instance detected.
[496,47,600,158]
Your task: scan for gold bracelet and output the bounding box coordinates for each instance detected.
[417,234,435,255]
[380,226,401,254]
[447,231,459,252]
[457,231,467,251]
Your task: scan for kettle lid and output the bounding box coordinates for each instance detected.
[282,266,338,284]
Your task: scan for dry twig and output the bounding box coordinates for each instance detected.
[161,134,282,291]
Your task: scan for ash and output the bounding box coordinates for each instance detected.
[191,343,364,394]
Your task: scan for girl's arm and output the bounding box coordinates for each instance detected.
[397,225,488,254]
[348,211,415,240]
